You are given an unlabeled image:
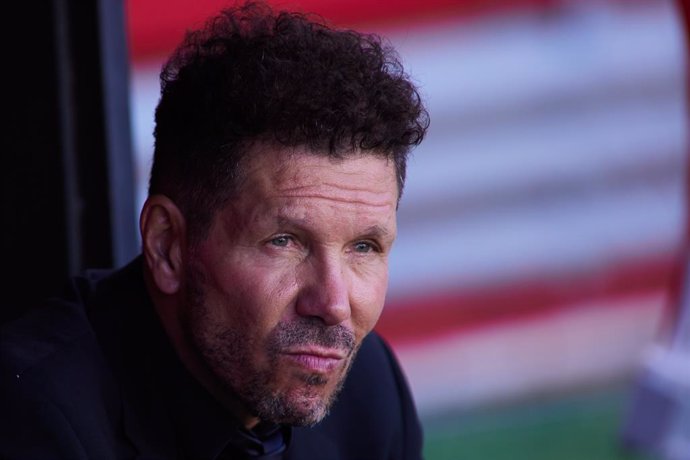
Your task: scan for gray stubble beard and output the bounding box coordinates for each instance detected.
[184,264,358,426]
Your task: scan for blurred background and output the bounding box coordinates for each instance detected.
[126,0,689,458]
[3,0,687,458]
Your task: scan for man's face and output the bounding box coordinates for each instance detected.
[183,145,399,426]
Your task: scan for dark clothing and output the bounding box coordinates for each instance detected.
[0,258,423,459]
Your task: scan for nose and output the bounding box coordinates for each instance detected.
[295,254,351,326]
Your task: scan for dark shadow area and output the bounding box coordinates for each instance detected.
[2,0,137,323]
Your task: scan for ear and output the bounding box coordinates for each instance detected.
[139,194,186,294]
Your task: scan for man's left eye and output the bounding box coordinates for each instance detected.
[353,241,376,253]
[270,235,291,247]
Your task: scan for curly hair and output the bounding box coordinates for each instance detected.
[149,1,429,240]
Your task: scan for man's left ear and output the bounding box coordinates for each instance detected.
[139,194,186,295]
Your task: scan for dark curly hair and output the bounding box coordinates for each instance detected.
[149,1,429,240]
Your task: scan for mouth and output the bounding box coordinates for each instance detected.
[282,347,347,373]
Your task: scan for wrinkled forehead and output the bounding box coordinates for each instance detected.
[213,144,400,245]
[237,143,399,199]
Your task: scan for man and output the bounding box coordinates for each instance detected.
[0,1,429,458]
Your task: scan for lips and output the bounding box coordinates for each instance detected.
[283,347,347,373]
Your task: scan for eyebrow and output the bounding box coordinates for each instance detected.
[360,225,394,239]
[272,191,395,208]
[271,217,394,239]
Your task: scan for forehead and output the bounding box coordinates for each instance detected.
[239,145,399,202]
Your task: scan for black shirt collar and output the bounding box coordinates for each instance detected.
[155,336,291,459]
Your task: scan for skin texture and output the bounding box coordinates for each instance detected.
[140,145,399,429]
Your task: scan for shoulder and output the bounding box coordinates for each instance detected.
[1,302,93,387]
[0,272,111,400]
[287,331,423,460]
[0,261,142,381]
[0,270,127,459]
[0,272,110,383]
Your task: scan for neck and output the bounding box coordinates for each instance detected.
[143,268,261,429]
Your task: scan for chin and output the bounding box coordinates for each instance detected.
[264,396,330,427]
[252,371,346,426]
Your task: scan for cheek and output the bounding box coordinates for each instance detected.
[204,262,300,331]
[350,268,389,337]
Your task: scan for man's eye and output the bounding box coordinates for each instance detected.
[270,235,291,247]
[353,241,377,253]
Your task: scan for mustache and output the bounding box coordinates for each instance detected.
[269,318,356,354]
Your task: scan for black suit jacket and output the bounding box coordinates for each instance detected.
[0,258,423,459]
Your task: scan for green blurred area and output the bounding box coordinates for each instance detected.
[423,384,661,460]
